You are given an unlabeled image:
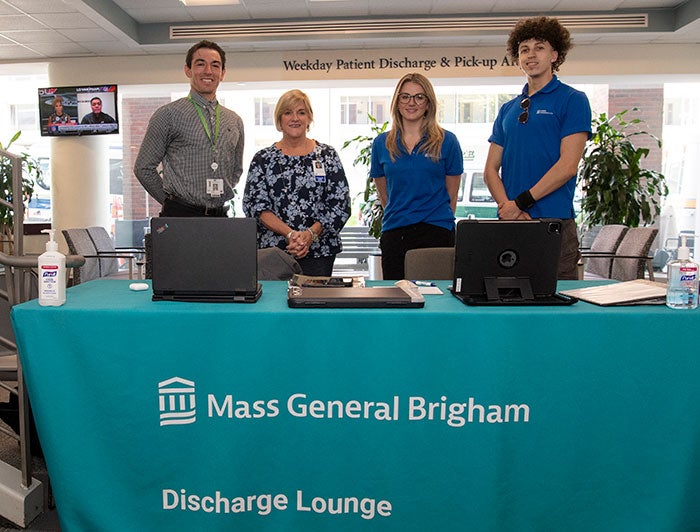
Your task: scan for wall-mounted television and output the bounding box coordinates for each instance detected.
[38,84,119,136]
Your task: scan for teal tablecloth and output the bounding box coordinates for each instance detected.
[11,279,700,531]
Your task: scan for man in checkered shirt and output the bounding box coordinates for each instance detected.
[134,40,244,217]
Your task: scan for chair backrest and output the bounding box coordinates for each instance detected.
[579,225,602,250]
[585,224,629,278]
[86,226,119,277]
[404,247,455,280]
[611,227,659,281]
[62,228,100,284]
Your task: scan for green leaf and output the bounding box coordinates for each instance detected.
[343,114,389,237]
[578,109,667,228]
[0,130,39,230]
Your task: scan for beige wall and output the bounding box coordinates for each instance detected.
[45,44,700,86]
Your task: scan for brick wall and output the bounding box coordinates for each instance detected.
[122,97,170,219]
[608,87,664,173]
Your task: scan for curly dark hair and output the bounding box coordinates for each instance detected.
[506,17,572,72]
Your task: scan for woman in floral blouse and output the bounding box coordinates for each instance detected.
[243,89,351,276]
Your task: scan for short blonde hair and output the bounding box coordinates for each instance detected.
[274,89,314,132]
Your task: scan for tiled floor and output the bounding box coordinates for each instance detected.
[0,413,60,531]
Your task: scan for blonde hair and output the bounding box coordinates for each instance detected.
[386,73,444,162]
[274,89,314,132]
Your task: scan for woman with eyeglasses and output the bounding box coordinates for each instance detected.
[484,16,591,279]
[369,73,463,280]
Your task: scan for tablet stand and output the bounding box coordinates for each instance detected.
[484,277,534,302]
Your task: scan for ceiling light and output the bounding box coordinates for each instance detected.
[180,0,240,6]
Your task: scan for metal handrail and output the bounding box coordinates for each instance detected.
[0,250,85,489]
[0,148,85,493]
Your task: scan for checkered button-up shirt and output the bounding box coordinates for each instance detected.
[134,91,244,208]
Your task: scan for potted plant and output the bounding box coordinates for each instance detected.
[0,131,39,243]
[579,108,668,228]
[342,114,388,239]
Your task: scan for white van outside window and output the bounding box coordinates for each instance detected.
[456,170,497,219]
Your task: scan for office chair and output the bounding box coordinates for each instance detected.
[61,228,101,283]
[63,227,144,283]
[86,226,144,279]
[579,224,629,278]
[580,226,658,281]
[404,247,455,280]
[610,227,659,281]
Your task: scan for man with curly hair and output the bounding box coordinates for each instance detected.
[484,16,591,279]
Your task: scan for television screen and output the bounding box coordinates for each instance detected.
[38,84,119,136]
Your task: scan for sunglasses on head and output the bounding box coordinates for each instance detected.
[518,96,530,124]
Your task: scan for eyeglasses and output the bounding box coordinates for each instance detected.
[518,96,530,124]
[398,93,428,104]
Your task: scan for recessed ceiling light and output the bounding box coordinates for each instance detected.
[180,0,240,6]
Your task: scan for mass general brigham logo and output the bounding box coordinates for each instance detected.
[158,377,196,426]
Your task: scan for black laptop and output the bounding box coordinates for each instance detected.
[151,217,262,303]
[451,219,577,306]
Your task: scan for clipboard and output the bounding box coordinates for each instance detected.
[560,279,667,306]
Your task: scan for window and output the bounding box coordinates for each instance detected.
[340,96,390,124]
[253,97,277,126]
[662,83,700,211]
[468,172,492,203]
[11,104,37,132]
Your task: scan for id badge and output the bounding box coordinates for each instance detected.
[313,160,326,183]
[207,178,224,197]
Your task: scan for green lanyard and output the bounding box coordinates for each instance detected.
[188,95,220,149]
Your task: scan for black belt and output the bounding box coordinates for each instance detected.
[164,195,227,217]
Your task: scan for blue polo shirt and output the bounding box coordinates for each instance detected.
[369,130,463,232]
[489,76,591,219]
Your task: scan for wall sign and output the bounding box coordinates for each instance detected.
[281,54,517,74]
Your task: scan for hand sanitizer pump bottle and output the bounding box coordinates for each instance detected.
[666,235,698,310]
[38,229,66,307]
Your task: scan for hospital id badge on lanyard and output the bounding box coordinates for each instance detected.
[313,160,326,183]
[207,178,223,197]
[189,95,224,197]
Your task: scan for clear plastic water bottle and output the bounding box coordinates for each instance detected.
[666,235,698,310]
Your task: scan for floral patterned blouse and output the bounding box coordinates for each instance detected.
[243,142,351,258]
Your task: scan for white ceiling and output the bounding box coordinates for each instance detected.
[0,0,698,61]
